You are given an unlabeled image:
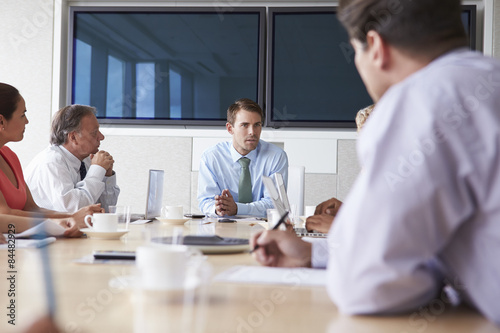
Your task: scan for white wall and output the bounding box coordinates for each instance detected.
[1,0,497,215]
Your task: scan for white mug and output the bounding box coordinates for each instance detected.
[84,213,118,232]
[161,205,184,219]
[136,245,201,290]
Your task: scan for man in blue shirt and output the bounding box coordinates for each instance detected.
[198,98,288,217]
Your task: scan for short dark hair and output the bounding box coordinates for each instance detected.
[0,83,21,121]
[227,98,264,125]
[338,0,467,56]
[50,105,96,145]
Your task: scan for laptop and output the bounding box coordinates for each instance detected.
[263,174,327,238]
[130,169,164,221]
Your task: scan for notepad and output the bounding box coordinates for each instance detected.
[214,265,326,287]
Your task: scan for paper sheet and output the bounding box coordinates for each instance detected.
[8,220,66,238]
[214,265,326,287]
[0,237,56,249]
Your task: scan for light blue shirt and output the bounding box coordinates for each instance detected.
[313,49,500,325]
[198,140,288,217]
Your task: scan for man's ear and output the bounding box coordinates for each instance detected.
[226,122,234,135]
[366,30,391,70]
[67,131,78,145]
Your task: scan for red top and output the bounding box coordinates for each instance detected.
[0,146,27,210]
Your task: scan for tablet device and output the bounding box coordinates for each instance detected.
[152,235,248,246]
[93,250,136,260]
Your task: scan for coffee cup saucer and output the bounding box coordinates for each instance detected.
[156,217,190,225]
[80,228,129,240]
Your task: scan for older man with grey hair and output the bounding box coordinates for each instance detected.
[26,104,120,212]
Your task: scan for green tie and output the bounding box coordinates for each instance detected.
[238,157,252,203]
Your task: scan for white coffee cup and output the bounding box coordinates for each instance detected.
[161,205,184,219]
[136,245,201,290]
[84,213,118,232]
[305,205,316,218]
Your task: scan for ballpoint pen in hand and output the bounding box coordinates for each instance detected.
[250,211,289,254]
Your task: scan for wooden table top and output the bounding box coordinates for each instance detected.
[1,220,498,333]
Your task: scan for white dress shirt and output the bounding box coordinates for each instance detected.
[25,145,120,213]
[312,49,500,325]
[198,140,288,217]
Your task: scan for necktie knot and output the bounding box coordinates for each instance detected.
[238,157,250,169]
[79,161,87,180]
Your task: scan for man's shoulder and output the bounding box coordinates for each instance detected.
[258,140,286,155]
[29,146,67,167]
[202,141,231,157]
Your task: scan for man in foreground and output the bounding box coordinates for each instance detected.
[252,0,500,325]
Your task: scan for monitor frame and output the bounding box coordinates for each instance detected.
[462,4,477,51]
[266,6,366,129]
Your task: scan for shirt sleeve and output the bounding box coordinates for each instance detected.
[97,172,120,212]
[197,154,220,216]
[32,162,107,213]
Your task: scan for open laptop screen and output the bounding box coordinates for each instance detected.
[145,169,164,219]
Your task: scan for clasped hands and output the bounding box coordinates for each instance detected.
[215,189,238,216]
[90,150,115,177]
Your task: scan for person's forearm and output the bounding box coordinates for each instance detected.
[0,214,43,233]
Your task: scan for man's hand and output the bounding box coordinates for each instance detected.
[90,150,115,176]
[72,204,104,228]
[305,214,334,233]
[251,230,312,268]
[215,189,237,216]
[315,197,343,216]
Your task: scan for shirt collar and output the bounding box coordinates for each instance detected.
[229,140,260,163]
[56,145,86,172]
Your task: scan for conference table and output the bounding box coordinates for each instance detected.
[1,219,499,333]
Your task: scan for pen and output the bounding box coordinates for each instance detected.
[250,211,289,254]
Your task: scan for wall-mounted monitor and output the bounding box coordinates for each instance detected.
[69,7,265,126]
[266,7,372,129]
[69,5,478,128]
[266,5,479,129]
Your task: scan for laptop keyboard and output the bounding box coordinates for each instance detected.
[294,227,327,238]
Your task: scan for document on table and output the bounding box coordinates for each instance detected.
[1,221,64,249]
[13,220,66,238]
[214,265,326,287]
[0,237,57,249]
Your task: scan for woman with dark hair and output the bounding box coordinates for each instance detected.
[0,83,102,236]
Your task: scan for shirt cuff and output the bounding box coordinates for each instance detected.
[87,164,106,180]
[236,202,249,215]
[104,172,117,186]
[308,238,330,268]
